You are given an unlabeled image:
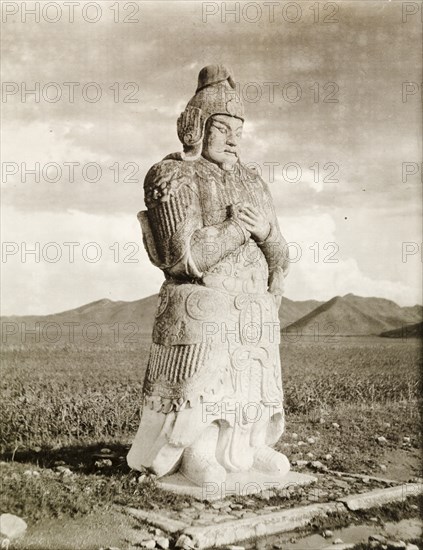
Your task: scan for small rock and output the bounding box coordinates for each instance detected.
[369,517,378,522]
[259,489,274,500]
[383,422,391,428]
[56,466,72,476]
[333,539,344,544]
[156,538,169,549]
[230,503,243,510]
[311,461,328,472]
[291,433,298,440]
[386,541,406,549]
[369,535,387,544]
[226,546,245,550]
[141,541,156,549]
[23,469,40,477]
[325,454,333,461]
[323,529,334,538]
[319,418,325,424]
[138,474,147,484]
[403,437,411,443]
[406,544,419,550]
[100,447,112,454]
[306,452,314,459]
[379,464,387,472]
[211,501,225,509]
[95,459,112,468]
[361,476,370,483]
[377,436,388,445]
[191,502,205,511]
[175,534,195,549]
[307,437,315,444]
[295,460,309,469]
[0,514,27,538]
[332,423,340,429]
[298,441,306,446]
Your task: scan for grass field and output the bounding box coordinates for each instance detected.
[1,335,421,523]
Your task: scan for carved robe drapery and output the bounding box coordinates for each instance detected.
[127,155,289,473]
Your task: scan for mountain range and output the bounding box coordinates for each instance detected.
[2,293,422,337]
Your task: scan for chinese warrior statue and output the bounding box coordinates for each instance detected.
[127,65,291,486]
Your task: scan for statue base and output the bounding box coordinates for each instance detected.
[157,470,317,501]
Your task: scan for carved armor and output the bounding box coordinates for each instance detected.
[128,155,289,473]
[127,65,290,480]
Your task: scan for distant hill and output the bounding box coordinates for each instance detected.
[2,293,421,341]
[284,294,422,336]
[1,296,159,335]
[380,322,423,339]
[279,297,324,328]
[1,295,320,332]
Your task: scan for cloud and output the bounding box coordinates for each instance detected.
[280,214,422,306]
[1,1,421,312]
[1,206,164,315]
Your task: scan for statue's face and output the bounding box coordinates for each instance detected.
[202,114,243,168]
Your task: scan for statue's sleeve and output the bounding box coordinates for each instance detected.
[139,160,250,280]
[257,177,290,296]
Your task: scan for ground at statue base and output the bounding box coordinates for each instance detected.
[125,482,422,549]
[157,470,317,501]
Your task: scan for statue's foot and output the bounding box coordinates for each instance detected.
[253,446,290,476]
[180,448,227,486]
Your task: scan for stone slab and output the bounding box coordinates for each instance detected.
[157,470,318,501]
[124,507,188,534]
[339,483,423,511]
[327,470,401,485]
[180,501,344,549]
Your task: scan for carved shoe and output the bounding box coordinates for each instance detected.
[252,446,290,476]
[180,448,227,486]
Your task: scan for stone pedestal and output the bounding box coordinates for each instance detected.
[157,470,317,501]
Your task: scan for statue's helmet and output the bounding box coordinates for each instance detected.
[177,65,244,157]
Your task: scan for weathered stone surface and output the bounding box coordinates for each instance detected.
[156,537,170,549]
[321,544,354,550]
[126,64,292,492]
[181,502,344,548]
[124,507,187,534]
[157,470,317,501]
[175,534,195,549]
[339,483,423,510]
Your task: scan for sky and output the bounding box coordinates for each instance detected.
[1,0,422,315]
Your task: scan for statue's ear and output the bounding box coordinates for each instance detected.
[177,106,205,147]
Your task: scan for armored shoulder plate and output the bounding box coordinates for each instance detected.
[144,158,196,209]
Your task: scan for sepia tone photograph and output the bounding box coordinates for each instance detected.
[1,1,422,549]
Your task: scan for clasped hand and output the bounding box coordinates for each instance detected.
[235,204,271,242]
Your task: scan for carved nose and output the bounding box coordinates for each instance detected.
[227,135,237,146]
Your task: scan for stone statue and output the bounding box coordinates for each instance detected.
[127,65,291,488]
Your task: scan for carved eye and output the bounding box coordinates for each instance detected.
[214,125,227,135]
